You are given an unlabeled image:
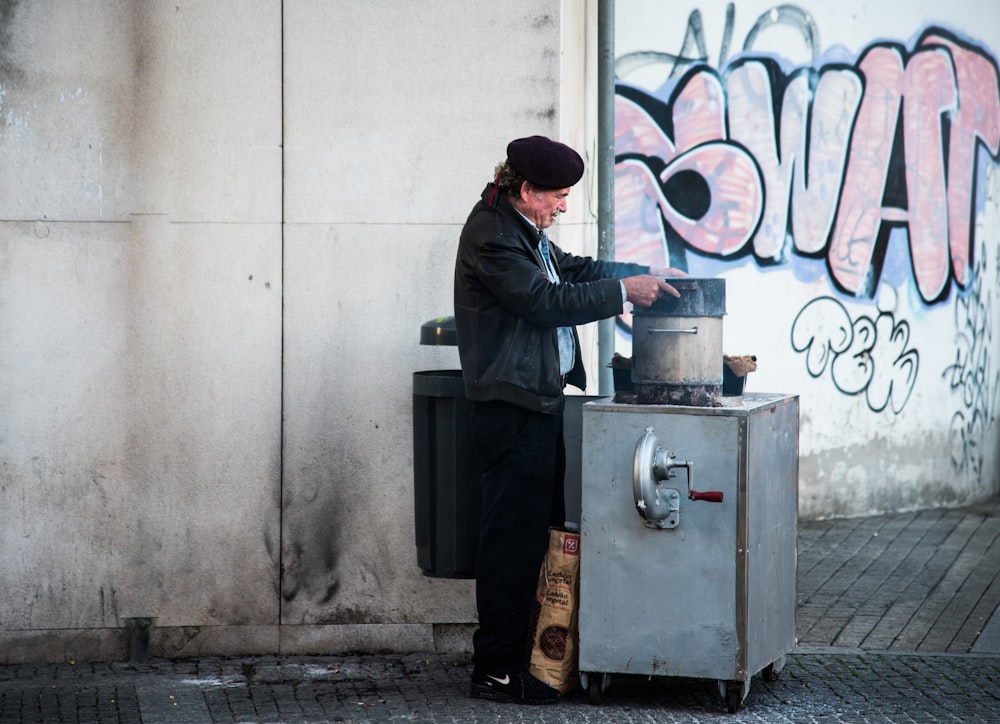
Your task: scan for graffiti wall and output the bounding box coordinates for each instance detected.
[615,1,1000,516]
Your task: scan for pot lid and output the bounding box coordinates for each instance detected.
[634,277,726,317]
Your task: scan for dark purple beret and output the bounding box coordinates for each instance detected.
[506,135,584,189]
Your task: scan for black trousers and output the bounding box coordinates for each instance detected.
[470,399,566,673]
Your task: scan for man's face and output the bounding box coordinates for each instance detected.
[519,184,571,230]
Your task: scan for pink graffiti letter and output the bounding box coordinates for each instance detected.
[902,47,958,301]
[792,68,864,254]
[920,33,1000,288]
[828,46,904,295]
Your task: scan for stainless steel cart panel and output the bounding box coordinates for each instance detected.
[578,393,798,707]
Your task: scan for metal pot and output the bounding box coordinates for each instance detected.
[632,277,726,405]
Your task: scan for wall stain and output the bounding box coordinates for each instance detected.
[0,1,22,80]
[281,494,343,611]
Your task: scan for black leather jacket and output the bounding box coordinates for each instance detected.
[454,184,647,414]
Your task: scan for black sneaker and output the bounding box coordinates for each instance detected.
[470,669,560,705]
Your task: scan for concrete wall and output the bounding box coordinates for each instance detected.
[0,0,996,663]
[0,1,283,661]
[0,0,582,662]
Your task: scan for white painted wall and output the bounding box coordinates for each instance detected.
[614,0,1000,517]
[0,0,996,663]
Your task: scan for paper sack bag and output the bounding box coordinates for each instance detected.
[527,527,581,693]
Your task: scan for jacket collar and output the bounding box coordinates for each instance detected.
[482,183,544,247]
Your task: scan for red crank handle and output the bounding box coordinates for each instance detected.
[689,490,724,503]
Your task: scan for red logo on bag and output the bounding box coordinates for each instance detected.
[563,535,579,555]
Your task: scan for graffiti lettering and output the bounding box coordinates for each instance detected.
[615,3,819,81]
[615,8,721,81]
[742,5,819,59]
[615,24,1000,305]
[943,242,999,474]
[791,296,919,413]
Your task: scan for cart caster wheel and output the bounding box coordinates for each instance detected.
[588,677,602,704]
[762,655,786,682]
[718,679,749,713]
[586,672,610,704]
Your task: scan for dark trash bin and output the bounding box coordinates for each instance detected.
[413,316,481,578]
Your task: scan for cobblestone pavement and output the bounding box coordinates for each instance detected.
[2,652,999,723]
[2,498,999,723]
[797,497,1000,653]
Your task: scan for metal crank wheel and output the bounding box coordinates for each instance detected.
[718,679,749,714]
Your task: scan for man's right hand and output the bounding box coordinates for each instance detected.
[623,275,680,307]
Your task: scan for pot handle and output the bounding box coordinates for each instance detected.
[647,326,698,334]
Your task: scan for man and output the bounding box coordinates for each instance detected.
[453,135,683,705]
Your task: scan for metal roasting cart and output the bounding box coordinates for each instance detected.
[578,392,799,713]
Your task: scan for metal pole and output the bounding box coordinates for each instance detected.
[596,0,615,395]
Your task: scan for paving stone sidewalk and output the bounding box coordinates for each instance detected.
[796,496,1000,653]
[2,651,999,723]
